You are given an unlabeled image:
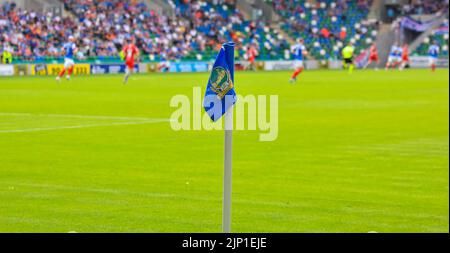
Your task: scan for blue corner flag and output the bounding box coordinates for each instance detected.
[203,42,237,122]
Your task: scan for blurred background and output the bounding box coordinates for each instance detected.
[0,0,448,69]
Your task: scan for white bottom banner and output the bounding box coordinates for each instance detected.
[264,60,319,71]
[0,64,14,76]
[410,56,449,68]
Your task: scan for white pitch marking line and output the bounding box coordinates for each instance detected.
[0,119,171,133]
[0,112,162,121]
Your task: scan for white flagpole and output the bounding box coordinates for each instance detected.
[222,108,233,233]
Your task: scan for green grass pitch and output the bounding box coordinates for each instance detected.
[0,69,448,232]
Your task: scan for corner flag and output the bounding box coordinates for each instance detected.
[204,42,236,233]
[203,42,237,122]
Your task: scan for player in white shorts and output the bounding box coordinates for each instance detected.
[428,41,440,72]
[289,38,308,83]
[385,44,401,70]
[56,36,78,82]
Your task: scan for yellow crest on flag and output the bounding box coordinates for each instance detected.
[210,66,234,99]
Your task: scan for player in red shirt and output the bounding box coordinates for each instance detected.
[399,43,410,70]
[364,43,379,70]
[247,44,258,71]
[122,38,139,84]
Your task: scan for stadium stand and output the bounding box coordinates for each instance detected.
[1,0,290,62]
[0,1,70,62]
[413,20,449,57]
[397,0,448,16]
[266,0,378,60]
[0,0,448,64]
[167,0,290,60]
[62,0,169,61]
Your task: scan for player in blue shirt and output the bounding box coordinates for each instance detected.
[56,36,78,82]
[395,46,403,63]
[385,44,401,70]
[158,50,171,73]
[428,41,440,72]
[289,38,308,84]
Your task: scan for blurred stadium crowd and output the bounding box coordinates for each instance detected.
[268,0,378,60]
[0,0,448,63]
[415,19,449,56]
[388,0,448,17]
